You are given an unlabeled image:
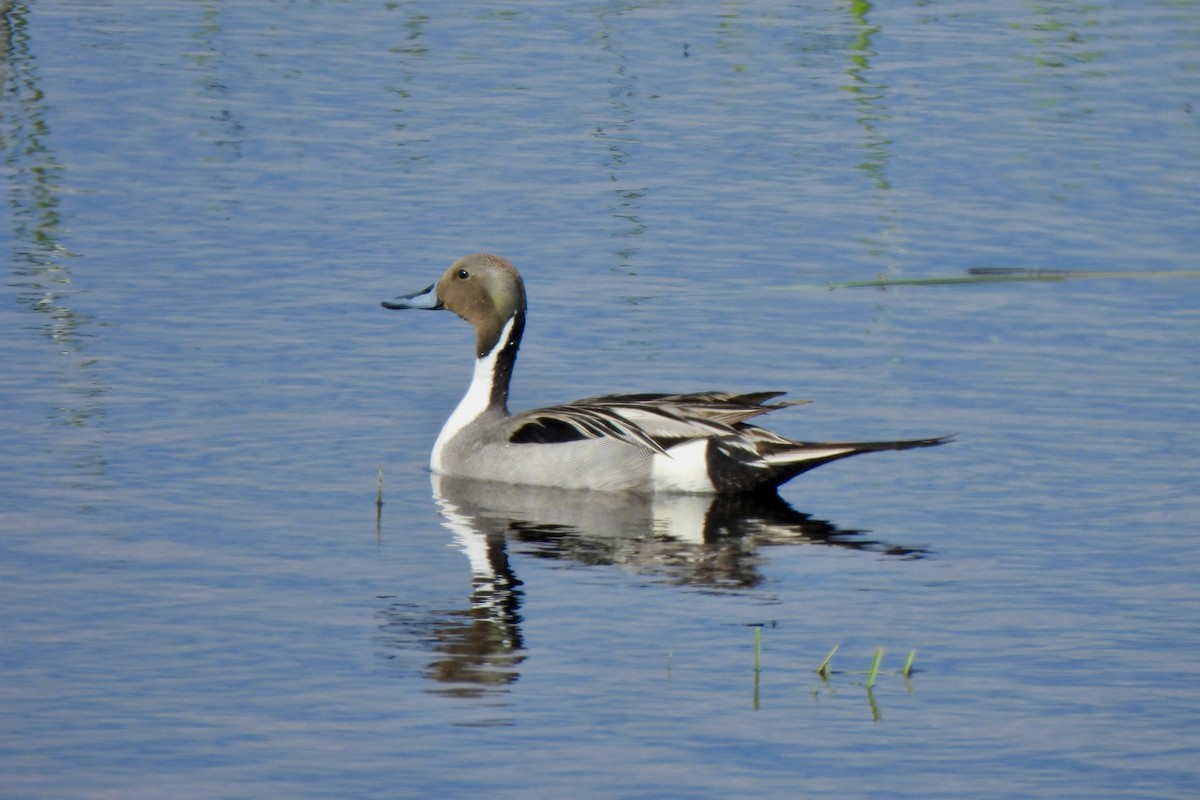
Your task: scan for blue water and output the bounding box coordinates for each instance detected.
[2,2,1199,798]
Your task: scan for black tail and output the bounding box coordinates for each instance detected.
[765,435,954,486]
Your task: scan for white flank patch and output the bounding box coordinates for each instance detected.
[431,317,514,473]
[651,439,714,493]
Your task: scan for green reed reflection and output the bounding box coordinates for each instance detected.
[2,3,106,446]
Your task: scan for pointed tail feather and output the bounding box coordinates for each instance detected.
[763,435,954,482]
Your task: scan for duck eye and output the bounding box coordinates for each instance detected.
[457,269,470,279]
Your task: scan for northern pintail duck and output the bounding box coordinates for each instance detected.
[383,254,949,494]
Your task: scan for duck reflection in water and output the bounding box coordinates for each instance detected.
[376,476,929,698]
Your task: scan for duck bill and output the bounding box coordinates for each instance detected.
[381,283,442,310]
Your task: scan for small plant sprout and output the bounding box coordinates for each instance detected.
[902,649,917,678]
[865,648,884,689]
[817,644,839,678]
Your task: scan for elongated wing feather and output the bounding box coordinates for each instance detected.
[506,390,809,453]
[506,403,671,453]
[568,391,809,427]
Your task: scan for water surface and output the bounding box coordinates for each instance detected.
[2,2,1198,798]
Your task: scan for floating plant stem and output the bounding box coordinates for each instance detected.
[828,268,1200,290]
[902,649,916,678]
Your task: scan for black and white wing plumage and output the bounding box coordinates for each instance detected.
[506,391,807,453]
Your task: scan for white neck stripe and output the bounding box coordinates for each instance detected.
[431,316,515,472]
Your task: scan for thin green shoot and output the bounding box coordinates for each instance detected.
[865,648,884,689]
[816,644,839,678]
